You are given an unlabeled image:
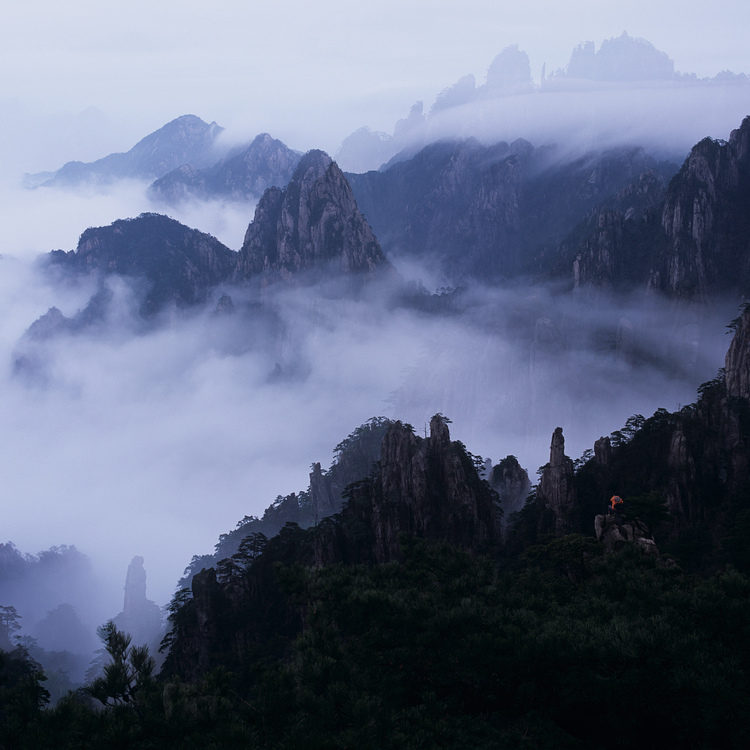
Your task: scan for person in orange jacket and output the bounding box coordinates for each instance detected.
[609,495,624,525]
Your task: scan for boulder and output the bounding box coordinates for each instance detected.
[594,514,660,556]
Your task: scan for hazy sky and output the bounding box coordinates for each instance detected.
[1,1,749,621]
[2,0,750,170]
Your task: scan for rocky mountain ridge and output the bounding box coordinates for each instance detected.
[235,150,392,287]
[335,33,750,173]
[651,117,750,297]
[33,115,225,187]
[35,149,392,328]
[30,111,750,304]
[148,133,301,205]
[161,302,750,683]
[568,116,750,298]
[176,417,393,590]
[347,138,675,283]
[162,415,504,680]
[47,214,236,317]
[518,303,750,566]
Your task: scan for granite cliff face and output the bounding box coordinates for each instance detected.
[47,213,236,317]
[235,150,392,285]
[649,116,750,297]
[527,305,750,553]
[565,169,668,289]
[725,305,750,399]
[348,139,668,283]
[348,139,528,281]
[566,117,750,298]
[164,415,499,679]
[112,556,163,650]
[489,455,531,537]
[149,133,301,204]
[535,427,577,536]
[315,416,500,565]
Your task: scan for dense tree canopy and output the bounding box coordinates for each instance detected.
[3,535,750,748]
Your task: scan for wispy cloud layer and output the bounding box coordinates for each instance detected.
[0,0,748,622]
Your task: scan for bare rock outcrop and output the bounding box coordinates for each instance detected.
[321,415,501,565]
[725,305,750,400]
[595,514,660,556]
[112,556,163,650]
[309,462,338,523]
[594,435,612,466]
[149,133,301,205]
[235,150,392,286]
[537,427,577,536]
[489,455,531,537]
[650,116,750,298]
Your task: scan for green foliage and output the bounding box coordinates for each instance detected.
[332,416,392,462]
[623,491,670,528]
[160,589,195,656]
[663,525,715,572]
[524,534,604,582]
[721,507,750,572]
[726,302,750,332]
[258,540,750,747]
[608,413,646,449]
[0,646,50,748]
[0,605,21,650]
[697,369,726,398]
[6,537,750,747]
[572,448,593,471]
[85,622,155,708]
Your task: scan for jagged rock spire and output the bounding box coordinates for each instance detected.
[235,149,392,285]
[113,556,163,649]
[123,556,148,616]
[537,427,577,536]
[489,455,531,538]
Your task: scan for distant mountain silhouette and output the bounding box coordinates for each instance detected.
[32,115,225,187]
[149,133,301,205]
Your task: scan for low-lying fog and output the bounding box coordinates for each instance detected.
[0,175,734,628]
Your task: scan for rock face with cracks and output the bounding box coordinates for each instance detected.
[112,556,163,650]
[164,415,500,680]
[489,455,531,537]
[595,514,659,556]
[650,116,750,298]
[149,132,301,204]
[536,427,577,536]
[325,415,500,565]
[235,150,392,286]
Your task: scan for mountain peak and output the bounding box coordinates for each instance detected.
[39,115,225,186]
[292,149,334,182]
[235,149,391,285]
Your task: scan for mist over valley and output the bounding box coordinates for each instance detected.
[3,13,750,742]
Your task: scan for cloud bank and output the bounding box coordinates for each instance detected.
[0,226,733,613]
